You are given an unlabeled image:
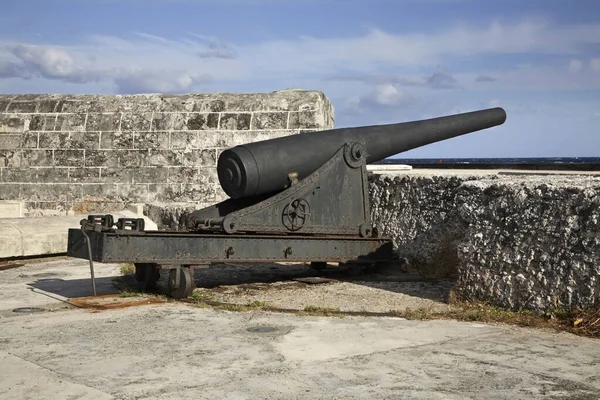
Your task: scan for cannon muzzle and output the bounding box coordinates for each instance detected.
[218,107,506,199]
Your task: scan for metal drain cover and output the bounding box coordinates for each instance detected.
[12,307,45,313]
[247,326,278,333]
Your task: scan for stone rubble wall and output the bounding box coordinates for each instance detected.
[369,172,600,313]
[0,90,334,216]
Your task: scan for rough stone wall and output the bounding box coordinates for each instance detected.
[0,90,334,216]
[369,172,600,313]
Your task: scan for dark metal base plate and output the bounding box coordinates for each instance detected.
[67,229,394,265]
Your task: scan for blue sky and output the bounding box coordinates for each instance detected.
[1,0,599,158]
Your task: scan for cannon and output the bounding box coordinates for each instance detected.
[66,107,507,298]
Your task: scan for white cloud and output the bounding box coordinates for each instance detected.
[0,44,101,83]
[591,58,600,71]
[569,59,583,73]
[1,19,600,93]
[372,83,404,106]
[112,68,211,94]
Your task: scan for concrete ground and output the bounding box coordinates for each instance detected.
[0,258,599,399]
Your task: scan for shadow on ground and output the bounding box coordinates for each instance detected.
[28,276,132,299]
[192,262,455,304]
[24,262,455,305]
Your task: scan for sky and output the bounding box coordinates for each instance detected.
[0,0,599,158]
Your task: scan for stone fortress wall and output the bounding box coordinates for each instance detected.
[0,90,333,216]
[1,90,598,314]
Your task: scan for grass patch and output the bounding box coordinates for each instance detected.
[212,301,273,312]
[190,291,273,313]
[383,293,599,339]
[300,305,342,317]
[395,306,436,320]
[120,291,142,298]
[120,263,135,276]
[247,300,268,308]
[191,290,216,302]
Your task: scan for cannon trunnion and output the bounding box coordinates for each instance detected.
[67,107,507,299]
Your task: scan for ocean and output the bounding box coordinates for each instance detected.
[377,157,600,171]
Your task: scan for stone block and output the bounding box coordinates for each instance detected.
[0,100,10,113]
[0,201,23,218]
[6,102,37,113]
[118,183,149,202]
[134,132,170,150]
[84,150,119,168]
[167,167,200,184]
[86,113,121,132]
[39,132,68,149]
[150,113,175,131]
[100,131,134,149]
[0,115,26,133]
[40,115,57,131]
[121,112,152,131]
[55,113,87,132]
[20,150,54,167]
[170,132,199,150]
[177,183,217,202]
[0,151,21,168]
[55,100,80,113]
[213,90,327,112]
[196,131,231,148]
[147,183,182,202]
[185,113,219,130]
[21,183,80,202]
[288,111,320,129]
[0,168,37,183]
[53,150,84,167]
[159,96,200,112]
[132,167,168,184]
[69,167,101,183]
[148,182,217,203]
[203,99,226,112]
[39,132,99,150]
[250,112,288,130]
[37,100,59,113]
[29,115,45,131]
[199,130,293,149]
[197,167,219,185]
[181,149,217,167]
[21,132,38,148]
[171,113,187,131]
[219,113,251,130]
[0,183,20,199]
[143,150,182,167]
[119,150,144,167]
[67,132,100,150]
[99,167,136,184]
[35,167,70,183]
[82,183,118,198]
[0,135,21,150]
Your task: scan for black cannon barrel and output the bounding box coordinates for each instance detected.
[218,107,507,199]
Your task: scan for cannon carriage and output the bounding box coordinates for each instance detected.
[67,107,507,298]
